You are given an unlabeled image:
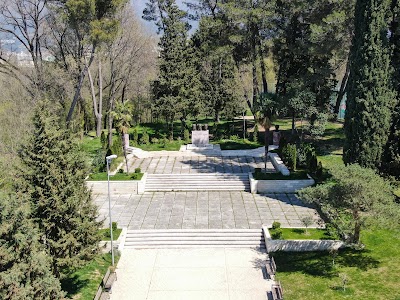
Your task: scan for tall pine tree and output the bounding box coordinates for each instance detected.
[0,193,64,299]
[344,0,396,168]
[17,101,101,278]
[144,0,202,137]
[381,1,400,177]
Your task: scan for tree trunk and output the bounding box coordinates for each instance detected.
[123,133,129,173]
[292,111,295,135]
[88,59,103,137]
[108,61,117,148]
[264,127,270,172]
[98,60,103,136]
[257,33,268,94]
[66,44,96,125]
[334,61,350,116]
[352,210,361,244]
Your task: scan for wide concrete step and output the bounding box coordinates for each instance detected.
[123,229,265,249]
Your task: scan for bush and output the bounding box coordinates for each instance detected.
[140,131,150,145]
[92,149,106,172]
[255,168,262,173]
[111,135,123,156]
[118,168,124,174]
[282,143,297,170]
[131,128,139,146]
[151,137,159,144]
[272,221,281,229]
[134,168,141,174]
[316,161,323,179]
[271,228,283,239]
[278,135,287,154]
[252,124,259,143]
[297,143,315,168]
[184,129,190,143]
[100,131,107,150]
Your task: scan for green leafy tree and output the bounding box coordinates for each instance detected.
[0,193,64,299]
[298,164,397,245]
[17,101,101,278]
[344,0,396,168]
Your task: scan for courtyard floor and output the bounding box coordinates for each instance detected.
[94,191,322,229]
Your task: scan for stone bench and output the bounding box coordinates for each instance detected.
[264,257,276,279]
[269,282,283,300]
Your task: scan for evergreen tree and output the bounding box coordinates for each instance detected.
[17,101,101,278]
[344,0,396,168]
[144,0,202,137]
[0,193,64,299]
[382,1,400,177]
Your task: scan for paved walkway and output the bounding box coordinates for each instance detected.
[110,248,272,300]
[94,192,322,229]
[128,156,276,174]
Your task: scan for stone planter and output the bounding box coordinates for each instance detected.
[87,173,147,195]
[262,226,344,252]
[249,173,315,194]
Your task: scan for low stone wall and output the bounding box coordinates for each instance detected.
[87,173,146,195]
[262,226,344,252]
[268,152,290,175]
[249,173,315,194]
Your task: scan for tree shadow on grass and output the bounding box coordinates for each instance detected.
[61,275,90,298]
[272,248,380,278]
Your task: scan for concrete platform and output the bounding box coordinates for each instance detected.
[110,248,272,300]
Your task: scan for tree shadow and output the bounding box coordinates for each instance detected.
[61,274,90,298]
[271,247,380,278]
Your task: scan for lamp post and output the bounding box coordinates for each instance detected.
[106,154,117,266]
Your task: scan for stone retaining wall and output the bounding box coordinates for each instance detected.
[262,226,344,252]
[268,152,290,175]
[249,173,315,193]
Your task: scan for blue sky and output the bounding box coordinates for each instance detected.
[131,0,196,34]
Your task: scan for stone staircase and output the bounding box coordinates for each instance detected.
[123,229,265,249]
[144,173,250,192]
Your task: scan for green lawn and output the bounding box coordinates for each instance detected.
[88,172,143,181]
[271,228,331,240]
[272,229,400,300]
[98,228,122,241]
[216,138,262,150]
[62,253,120,300]
[253,170,309,180]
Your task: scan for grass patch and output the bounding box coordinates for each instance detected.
[88,172,143,181]
[253,170,309,180]
[62,253,120,300]
[272,229,400,300]
[271,228,332,240]
[216,138,262,150]
[138,140,183,151]
[98,228,122,241]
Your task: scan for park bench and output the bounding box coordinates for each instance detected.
[264,257,277,279]
[93,267,117,300]
[269,282,284,300]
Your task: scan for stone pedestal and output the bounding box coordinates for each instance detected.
[191,130,209,145]
[273,131,281,146]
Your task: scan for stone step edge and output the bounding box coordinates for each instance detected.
[123,245,266,249]
[126,229,263,233]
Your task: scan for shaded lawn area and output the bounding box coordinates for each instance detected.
[88,172,143,181]
[62,253,120,300]
[253,170,309,180]
[272,229,400,300]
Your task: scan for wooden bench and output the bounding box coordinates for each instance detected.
[103,268,117,292]
[93,268,117,300]
[270,282,283,300]
[264,257,277,279]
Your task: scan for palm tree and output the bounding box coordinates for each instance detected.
[111,101,133,173]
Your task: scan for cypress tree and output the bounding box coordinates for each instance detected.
[344,0,396,168]
[381,1,400,177]
[17,101,101,278]
[0,193,64,299]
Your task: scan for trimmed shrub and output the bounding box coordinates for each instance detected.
[272,221,281,229]
[271,228,283,239]
[282,143,297,170]
[151,137,159,144]
[100,131,107,150]
[184,129,190,143]
[140,131,150,145]
[134,168,141,174]
[252,124,259,143]
[111,135,123,156]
